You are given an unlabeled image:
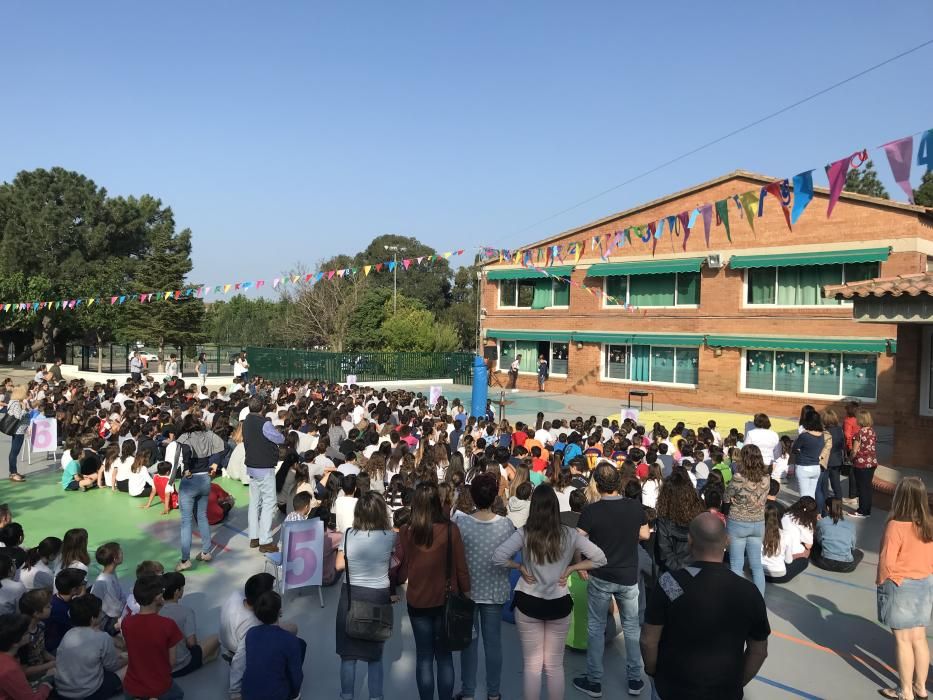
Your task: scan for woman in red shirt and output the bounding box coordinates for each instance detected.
[877,477,933,700]
[849,409,878,519]
[843,400,861,501]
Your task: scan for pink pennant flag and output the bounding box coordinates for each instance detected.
[402,259,412,269]
[327,270,336,280]
[825,150,866,217]
[256,280,264,289]
[456,249,464,256]
[110,296,118,305]
[882,136,914,203]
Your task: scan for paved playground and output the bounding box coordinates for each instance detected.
[0,383,912,699]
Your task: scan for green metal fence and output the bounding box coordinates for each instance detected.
[246,347,474,384]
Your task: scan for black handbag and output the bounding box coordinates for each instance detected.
[0,412,20,437]
[439,521,475,651]
[344,530,394,642]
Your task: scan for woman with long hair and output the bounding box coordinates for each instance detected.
[398,483,470,700]
[782,496,818,558]
[877,477,933,700]
[821,408,847,510]
[812,497,863,573]
[224,422,249,485]
[792,409,825,500]
[850,408,879,518]
[493,484,606,700]
[654,467,704,572]
[4,385,30,482]
[335,491,397,700]
[761,502,808,583]
[724,444,771,595]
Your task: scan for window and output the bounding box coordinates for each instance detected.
[746,263,879,306]
[602,344,698,385]
[498,340,569,376]
[604,272,699,307]
[499,278,570,308]
[743,350,877,399]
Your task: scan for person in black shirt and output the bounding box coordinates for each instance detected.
[640,513,770,700]
[574,463,650,698]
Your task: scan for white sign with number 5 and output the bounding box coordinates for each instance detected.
[30,417,57,453]
[282,518,324,591]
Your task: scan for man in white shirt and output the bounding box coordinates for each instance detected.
[534,423,552,446]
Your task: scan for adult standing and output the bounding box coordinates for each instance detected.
[574,463,649,697]
[397,483,470,700]
[165,415,225,571]
[234,353,250,383]
[196,353,209,386]
[129,352,143,383]
[537,355,549,393]
[640,513,770,700]
[744,414,779,468]
[654,469,703,573]
[454,472,515,700]
[493,484,607,700]
[792,409,824,500]
[4,386,29,483]
[821,409,846,509]
[877,477,933,700]
[335,492,398,700]
[165,354,179,381]
[724,445,770,595]
[46,359,63,383]
[242,397,284,553]
[850,408,878,519]
[843,401,860,503]
[508,355,521,391]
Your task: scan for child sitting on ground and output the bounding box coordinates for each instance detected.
[89,543,125,637]
[207,480,235,525]
[20,538,62,591]
[284,492,312,522]
[122,560,165,619]
[53,594,125,700]
[160,572,220,677]
[145,462,178,514]
[0,613,53,698]
[17,590,55,680]
[0,552,25,615]
[120,575,184,700]
[61,446,96,491]
[45,568,87,655]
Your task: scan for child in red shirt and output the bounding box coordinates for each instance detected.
[121,576,184,700]
[144,462,178,514]
[207,482,235,526]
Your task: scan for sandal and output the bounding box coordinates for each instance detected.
[880,688,919,700]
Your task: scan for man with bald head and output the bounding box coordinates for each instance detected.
[640,513,770,700]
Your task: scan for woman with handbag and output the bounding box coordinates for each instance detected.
[335,491,398,700]
[493,484,607,700]
[2,386,30,482]
[397,482,470,700]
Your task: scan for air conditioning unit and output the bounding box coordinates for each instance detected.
[706,254,723,269]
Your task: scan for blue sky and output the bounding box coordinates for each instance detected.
[1,1,931,287]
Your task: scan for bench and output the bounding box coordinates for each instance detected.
[627,390,654,411]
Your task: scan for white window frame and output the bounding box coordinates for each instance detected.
[498,278,569,309]
[601,273,700,309]
[738,349,878,401]
[599,343,699,388]
[497,339,569,376]
[741,263,878,309]
[549,341,569,378]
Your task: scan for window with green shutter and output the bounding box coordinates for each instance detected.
[747,263,879,307]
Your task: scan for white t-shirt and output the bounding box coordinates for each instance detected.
[534,429,552,446]
[127,467,154,497]
[761,530,795,577]
[642,479,661,509]
[555,486,574,512]
[745,428,780,466]
[334,496,359,533]
[0,577,25,615]
[781,514,813,551]
[113,457,134,483]
[219,590,258,656]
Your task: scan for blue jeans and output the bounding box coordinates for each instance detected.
[796,463,820,500]
[727,519,765,596]
[459,602,503,697]
[409,611,454,700]
[7,433,23,475]
[340,658,383,700]
[248,469,277,545]
[815,468,831,514]
[179,473,211,562]
[586,576,642,683]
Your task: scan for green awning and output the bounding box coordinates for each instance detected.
[487,265,574,281]
[573,332,705,347]
[586,258,705,278]
[729,248,889,270]
[486,329,573,342]
[706,335,894,353]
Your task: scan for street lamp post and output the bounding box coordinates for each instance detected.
[383,244,406,314]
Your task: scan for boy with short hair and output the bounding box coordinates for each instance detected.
[284,492,312,522]
[90,543,125,636]
[159,572,220,677]
[54,594,125,700]
[62,446,96,492]
[232,591,305,700]
[46,568,87,654]
[121,575,184,700]
[17,590,55,680]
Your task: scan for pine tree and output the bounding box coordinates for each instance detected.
[915,172,933,207]
[843,160,889,199]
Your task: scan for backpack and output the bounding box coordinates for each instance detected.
[168,440,195,481]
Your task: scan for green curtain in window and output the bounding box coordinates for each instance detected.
[776,265,842,306]
[517,282,535,307]
[774,351,806,392]
[675,348,699,384]
[629,273,676,306]
[747,268,776,304]
[746,350,774,391]
[605,344,628,379]
[499,280,516,306]
[552,280,570,306]
[515,341,539,372]
[841,354,877,399]
[651,347,675,383]
[531,279,552,309]
[605,277,626,305]
[676,272,700,305]
[844,262,880,284]
[631,345,651,382]
[808,352,842,395]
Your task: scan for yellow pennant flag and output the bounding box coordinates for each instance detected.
[738,191,758,233]
[573,243,583,263]
[87,298,96,307]
[164,291,172,300]
[223,284,232,294]
[443,252,452,259]
[363,265,372,276]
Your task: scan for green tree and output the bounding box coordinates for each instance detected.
[345,287,390,351]
[844,160,889,199]
[915,172,933,207]
[202,295,288,347]
[440,262,480,350]
[354,234,452,313]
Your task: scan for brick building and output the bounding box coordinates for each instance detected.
[479,170,933,467]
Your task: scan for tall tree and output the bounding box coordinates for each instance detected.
[345,287,391,351]
[441,262,480,350]
[915,172,933,208]
[202,295,288,347]
[843,160,890,199]
[354,234,452,313]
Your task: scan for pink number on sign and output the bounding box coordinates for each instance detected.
[32,420,53,450]
[285,524,320,587]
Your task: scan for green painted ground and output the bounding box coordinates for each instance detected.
[0,470,251,580]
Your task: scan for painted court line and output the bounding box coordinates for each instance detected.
[754,675,824,699]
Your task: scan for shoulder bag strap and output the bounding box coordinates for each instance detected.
[445,521,453,594]
[344,529,352,606]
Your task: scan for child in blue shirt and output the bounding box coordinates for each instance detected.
[61,446,95,491]
[232,591,305,700]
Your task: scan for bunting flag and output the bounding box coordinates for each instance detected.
[738,191,759,233]
[791,170,814,224]
[678,211,692,251]
[714,199,731,242]
[882,136,915,203]
[700,204,713,247]
[764,181,792,231]
[920,129,933,173]
[826,150,867,217]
